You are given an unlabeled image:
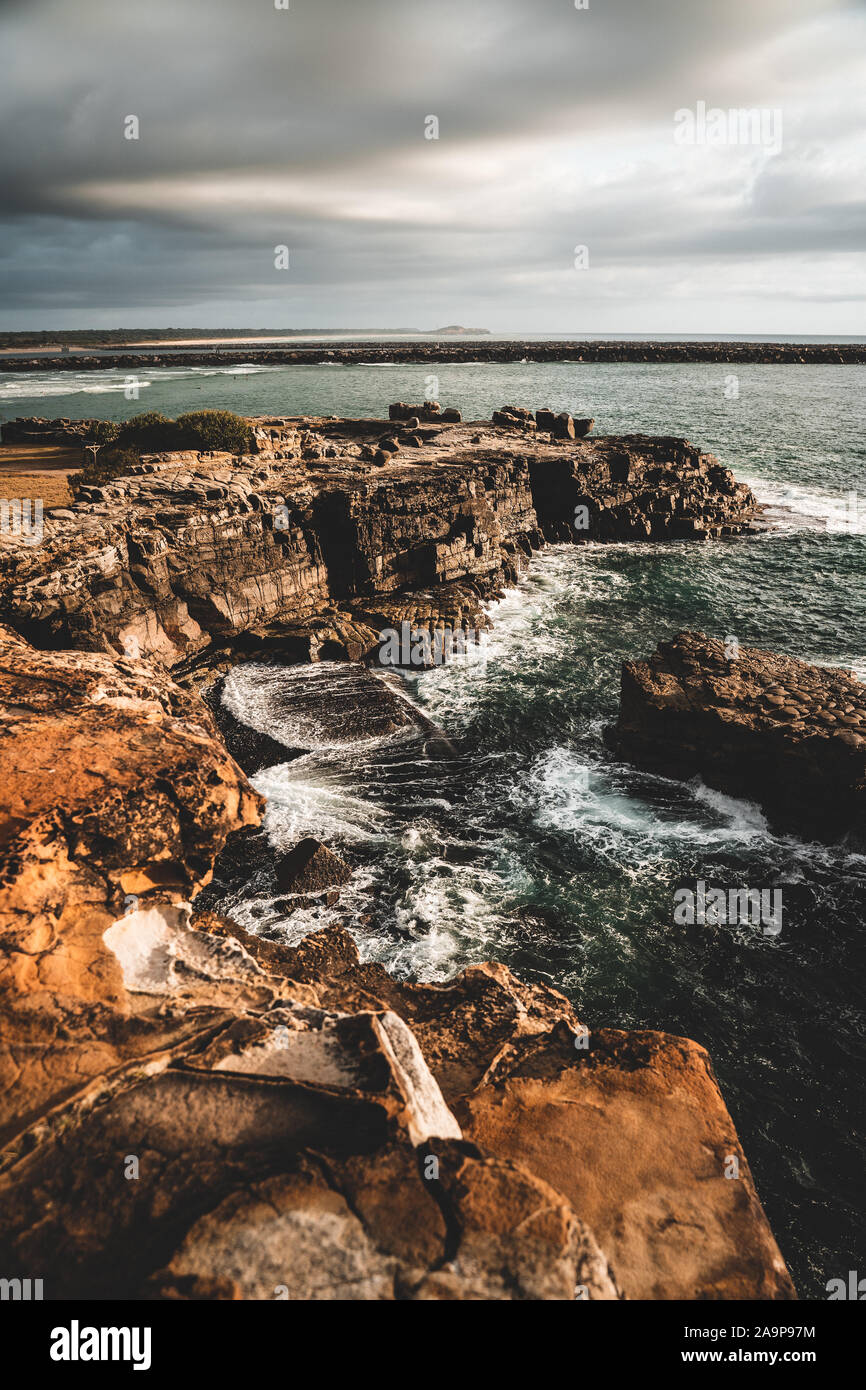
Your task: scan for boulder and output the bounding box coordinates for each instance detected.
[274,837,352,894]
[388,402,441,422]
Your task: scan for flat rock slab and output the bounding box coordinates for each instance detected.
[611,631,866,841]
[457,1026,796,1301]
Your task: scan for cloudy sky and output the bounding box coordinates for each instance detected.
[1,0,864,333]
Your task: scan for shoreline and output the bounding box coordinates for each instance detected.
[1,338,865,371]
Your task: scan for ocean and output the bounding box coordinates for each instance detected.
[5,357,865,1298]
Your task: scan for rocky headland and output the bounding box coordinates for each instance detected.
[0,408,756,669]
[0,406,811,1299]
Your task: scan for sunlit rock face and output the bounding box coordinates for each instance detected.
[0,630,795,1299]
[0,412,755,668]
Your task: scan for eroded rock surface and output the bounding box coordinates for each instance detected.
[0,412,756,668]
[612,632,866,841]
[0,635,795,1299]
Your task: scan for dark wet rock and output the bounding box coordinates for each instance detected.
[202,676,294,774]
[493,406,537,432]
[611,631,866,841]
[219,661,426,750]
[2,341,865,381]
[274,838,352,895]
[528,435,756,543]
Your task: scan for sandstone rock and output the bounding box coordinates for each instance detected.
[197,920,794,1300]
[552,411,575,439]
[457,1027,795,1300]
[146,1140,617,1301]
[0,628,264,1133]
[388,402,441,422]
[0,414,755,668]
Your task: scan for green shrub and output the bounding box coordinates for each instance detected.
[85,419,120,444]
[77,410,254,479]
[117,411,180,451]
[175,409,255,454]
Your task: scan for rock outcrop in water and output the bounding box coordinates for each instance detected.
[0,411,756,669]
[611,632,866,841]
[0,629,795,1299]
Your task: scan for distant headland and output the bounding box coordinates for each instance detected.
[0,327,491,354]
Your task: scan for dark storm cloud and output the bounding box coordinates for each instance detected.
[0,0,863,327]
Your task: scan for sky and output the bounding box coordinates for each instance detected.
[0,0,864,334]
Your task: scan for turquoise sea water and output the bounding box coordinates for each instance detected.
[7,359,865,1297]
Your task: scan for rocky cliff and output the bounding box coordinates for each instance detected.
[0,629,795,1299]
[0,410,756,669]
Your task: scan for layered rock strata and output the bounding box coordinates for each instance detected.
[0,412,756,668]
[611,632,866,841]
[0,630,795,1299]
